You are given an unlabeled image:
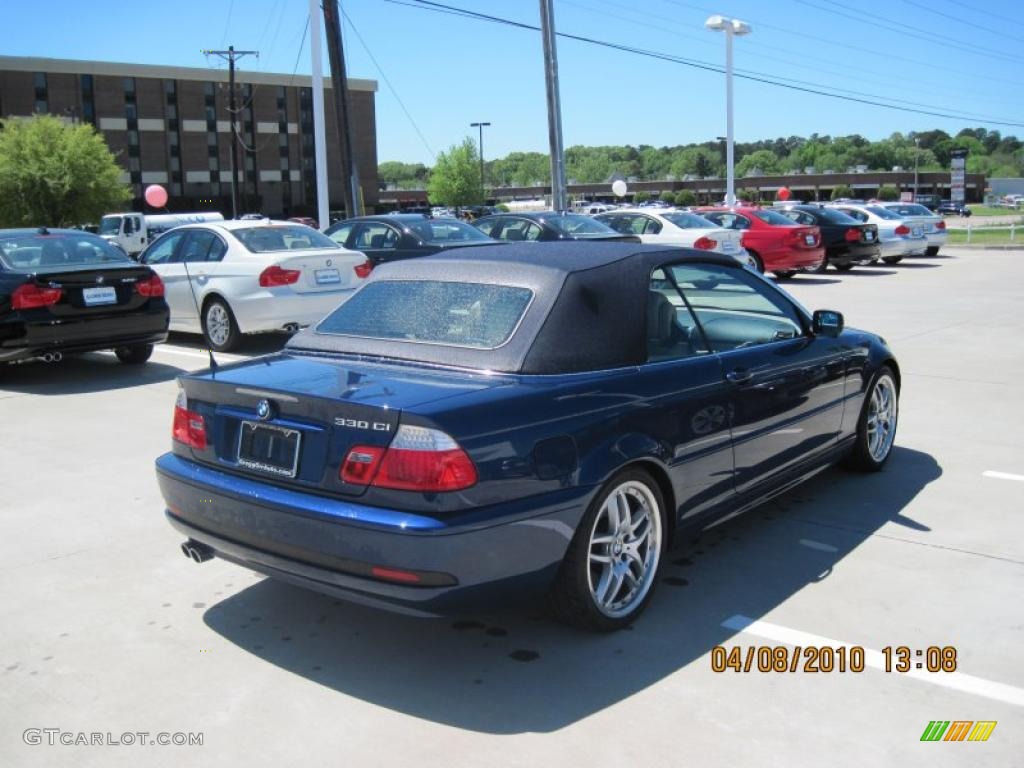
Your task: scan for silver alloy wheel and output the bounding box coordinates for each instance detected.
[586,480,663,618]
[866,374,898,462]
[205,302,231,347]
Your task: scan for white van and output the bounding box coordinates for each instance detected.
[99,212,225,256]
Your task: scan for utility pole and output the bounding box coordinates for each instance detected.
[202,45,258,219]
[539,0,567,212]
[309,1,330,228]
[322,0,362,217]
[470,121,490,200]
[913,137,920,202]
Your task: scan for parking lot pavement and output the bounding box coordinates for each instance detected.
[1,249,1022,767]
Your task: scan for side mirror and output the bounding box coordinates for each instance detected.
[812,309,844,337]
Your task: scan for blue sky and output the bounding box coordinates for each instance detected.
[5,0,1024,164]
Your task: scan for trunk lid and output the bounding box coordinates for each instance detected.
[26,263,156,317]
[178,353,511,496]
[273,248,364,294]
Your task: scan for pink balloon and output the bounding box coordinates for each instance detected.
[145,184,168,208]
[777,187,791,201]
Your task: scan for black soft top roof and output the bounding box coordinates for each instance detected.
[286,242,738,374]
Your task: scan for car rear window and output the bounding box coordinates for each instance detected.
[866,205,901,220]
[0,232,132,270]
[232,225,338,252]
[661,211,719,229]
[816,207,860,224]
[403,219,492,244]
[886,204,933,217]
[752,209,799,225]
[543,214,617,235]
[316,280,533,349]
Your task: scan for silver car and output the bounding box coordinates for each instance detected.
[829,204,928,263]
[876,202,948,256]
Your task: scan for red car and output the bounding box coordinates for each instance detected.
[698,206,824,279]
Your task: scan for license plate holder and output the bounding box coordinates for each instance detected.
[237,421,301,478]
[804,234,815,245]
[315,268,341,285]
[82,286,118,306]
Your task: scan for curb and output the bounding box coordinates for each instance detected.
[943,244,1024,251]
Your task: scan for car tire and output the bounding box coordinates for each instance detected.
[549,468,666,632]
[810,257,829,273]
[774,270,797,280]
[202,297,240,353]
[843,365,899,472]
[114,344,153,365]
[925,246,939,256]
[748,250,765,273]
[835,263,855,271]
[882,256,903,264]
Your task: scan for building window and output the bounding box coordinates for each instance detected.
[204,82,216,98]
[166,104,177,119]
[164,79,177,97]
[33,72,48,112]
[170,156,181,171]
[128,130,139,146]
[123,77,136,96]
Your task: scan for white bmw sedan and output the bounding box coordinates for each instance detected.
[595,208,756,269]
[828,203,928,263]
[139,220,370,351]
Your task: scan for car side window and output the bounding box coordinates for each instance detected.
[780,210,815,226]
[474,218,497,236]
[499,219,541,241]
[327,223,354,247]
[181,230,224,263]
[599,215,632,235]
[645,268,706,363]
[840,208,867,222]
[667,263,804,352]
[141,231,185,265]
[354,223,400,250]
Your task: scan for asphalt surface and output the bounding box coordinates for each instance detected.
[2,248,1022,767]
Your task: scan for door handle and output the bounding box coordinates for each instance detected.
[726,369,753,385]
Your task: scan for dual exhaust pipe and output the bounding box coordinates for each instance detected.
[180,539,215,564]
[40,352,63,363]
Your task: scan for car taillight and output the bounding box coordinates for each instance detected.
[341,425,477,492]
[172,390,207,450]
[935,220,946,230]
[845,228,862,242]
[258,265,301,287]
[11,283,63,310]
[353,260,373,279]
[894,225,910,236]
[693,236,717,250]
[135,273,165,297]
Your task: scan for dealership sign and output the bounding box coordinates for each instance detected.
[950,149,968,204]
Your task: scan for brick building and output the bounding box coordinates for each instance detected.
[0,55,378,219]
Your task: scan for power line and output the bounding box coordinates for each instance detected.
[932,0,1024,29]
[386,0,1024,128]
[562,0,1009,118]
[339,5,436,158]
[797,0,1024,66]
[220,0,234,47]
[897,0,1024,44]
[656,0,1024,91]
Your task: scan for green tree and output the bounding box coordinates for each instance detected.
[0,115,130,227]
[673,189,697,207]
[427,137,483,207]
[737,188,759,203]
[735,149,780,177]
[831,184,855,200]
[378,160,429,189]
[877,185,900,201]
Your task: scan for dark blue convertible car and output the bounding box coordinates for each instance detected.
[157,242,899,630]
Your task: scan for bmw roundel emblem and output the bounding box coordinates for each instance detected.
[326,259,333,267]
[256,399,276,421]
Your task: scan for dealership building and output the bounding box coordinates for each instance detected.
[0,55,379,219]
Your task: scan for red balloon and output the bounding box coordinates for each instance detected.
[145,184,168,208]
[777,187,791,201]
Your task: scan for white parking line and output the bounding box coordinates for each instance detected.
[153,346,244,363]
[799,539,838,553]
[721,614,1024,707]
[983,471,1024,483]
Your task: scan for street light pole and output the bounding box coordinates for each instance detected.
[470,121,490,200]
[913,137,920,202]
[705,15,751,208]
[539,0,568,212]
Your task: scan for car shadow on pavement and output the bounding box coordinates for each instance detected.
[786,276,841,286]
[889,262,941,269]
[837,269,898,277]
[0,352,182,395]
[202,446,940,734]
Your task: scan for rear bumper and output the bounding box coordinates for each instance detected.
[880,237,927,258]
[760,246,825,272]
[230,288,357,334]
[826,243,880,265]
[0,307,168,362]
[926,231,949,248]
[156,453,590,616]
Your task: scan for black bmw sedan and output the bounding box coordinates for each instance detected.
[0,228,169,365]
[472,211,641,243]
[324,214,501,266]
[773,204,881,271]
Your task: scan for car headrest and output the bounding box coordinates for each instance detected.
[647,290,675,344]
